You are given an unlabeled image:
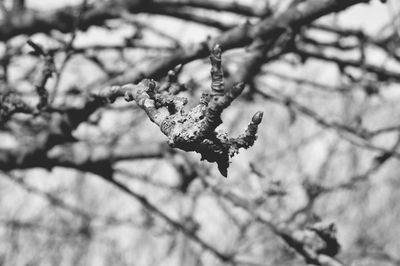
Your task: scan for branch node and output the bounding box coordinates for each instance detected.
[99,48,263,177]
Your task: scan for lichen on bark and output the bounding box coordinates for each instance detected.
[96,44,263,177]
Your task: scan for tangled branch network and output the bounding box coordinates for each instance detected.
[96,45,263,176]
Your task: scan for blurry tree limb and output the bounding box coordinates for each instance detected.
[0,0,235,42]
[0,0,146,40]
[1,0,368,87]
[109,0,372,85]
[294,46,400,82]
[0,171,172,233]
[0,92,34,125]
[201,176,346,266]
[27,40,56,110]
[12,0,25,12]
[105,176,234,262]
[155,0,272,17]
[0,142,165,177]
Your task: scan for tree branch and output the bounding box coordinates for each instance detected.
[96,46,263,176]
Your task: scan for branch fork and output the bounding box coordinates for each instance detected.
[96,44,263,177]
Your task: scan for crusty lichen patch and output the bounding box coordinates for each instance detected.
[96,45,263,177]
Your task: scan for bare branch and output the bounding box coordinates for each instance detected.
[96,46,263,176]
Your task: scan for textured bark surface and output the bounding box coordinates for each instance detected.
[96,46,263,176]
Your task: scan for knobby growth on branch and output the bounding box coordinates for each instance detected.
[96,45,263,177]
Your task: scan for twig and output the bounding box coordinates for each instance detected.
[96,46,263,177]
